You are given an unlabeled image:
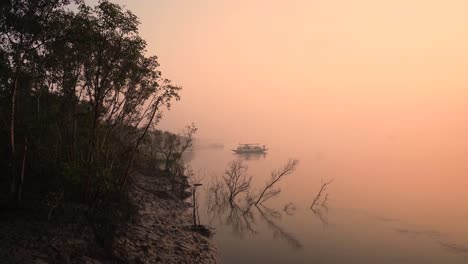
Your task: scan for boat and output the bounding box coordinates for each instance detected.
[232,143,268,154]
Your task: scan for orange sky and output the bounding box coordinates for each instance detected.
[90,0,468,148]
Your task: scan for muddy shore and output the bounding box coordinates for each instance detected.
[0,173,217,264]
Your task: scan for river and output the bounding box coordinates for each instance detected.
[185,140,468,263]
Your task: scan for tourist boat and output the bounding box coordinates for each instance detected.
[232,143,268,154]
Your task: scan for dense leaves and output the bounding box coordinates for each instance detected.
[0,0,180,206]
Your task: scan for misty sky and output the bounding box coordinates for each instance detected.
[89,0,468,148]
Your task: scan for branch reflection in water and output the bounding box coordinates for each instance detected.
[311,207,330,227]
[283,202,297,216]
[206,177,257,236]
[207,188,303,249]
[310,178,334,227]
[205,159,303,249]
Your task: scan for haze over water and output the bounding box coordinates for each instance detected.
[183,140,468,263]
[99,0,468,262]
[95,0,468,147]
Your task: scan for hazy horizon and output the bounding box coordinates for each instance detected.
[86,0,468,152]
[4,1,468,263]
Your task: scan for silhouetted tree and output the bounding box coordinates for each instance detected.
[147,123,197,174]
[0,0,181,206]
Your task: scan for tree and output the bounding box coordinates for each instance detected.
[148,123,197,174]
[0,0,181,205]
[0,0,77,205]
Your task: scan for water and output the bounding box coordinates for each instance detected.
[186,141,468,263]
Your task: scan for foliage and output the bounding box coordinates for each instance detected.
[0,0,180,206]
[145,123,197,174]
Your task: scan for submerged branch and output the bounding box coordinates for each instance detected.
[254,159,298,206]
[223,160,252,203]
[310,179,334,209]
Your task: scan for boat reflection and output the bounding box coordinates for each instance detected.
[233,152,267,161]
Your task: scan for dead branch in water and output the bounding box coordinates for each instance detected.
[254,159,298,206]
[310,179,334,209]
[223,160,252,203]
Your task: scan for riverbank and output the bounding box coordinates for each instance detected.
[111,172,217,263]
[0,172,217,263]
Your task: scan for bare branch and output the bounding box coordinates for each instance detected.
[223,160,252,203]
[310,179,334,209]
[254,159,298,206]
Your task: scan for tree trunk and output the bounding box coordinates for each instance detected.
[192,187,197,226]
[84,102,99,201]
[10,77,17,155]
[16,137,27,206]
[9,59,22,203]
[119,98,161,192]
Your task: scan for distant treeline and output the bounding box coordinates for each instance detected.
[0,0,183,208]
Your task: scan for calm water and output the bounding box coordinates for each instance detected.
[186,141,468,264]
